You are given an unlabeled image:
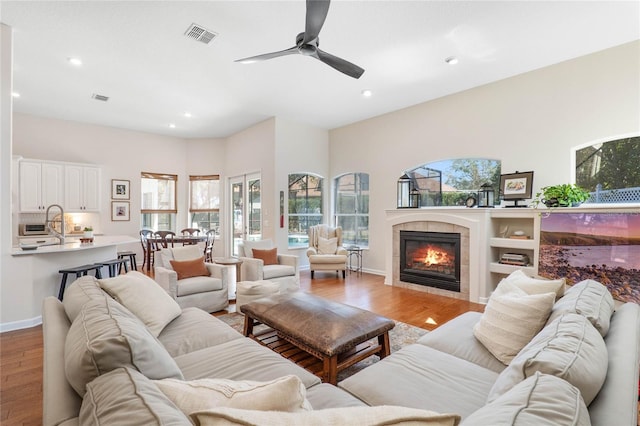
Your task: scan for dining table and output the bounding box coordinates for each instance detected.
[145,235,207,272]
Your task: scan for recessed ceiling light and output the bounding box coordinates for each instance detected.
[67,57,83,66]
[361,89,373,98]
[168,123,176,129]
[445,56,459,65]
[12,92,20,98]
[183,112,192,118]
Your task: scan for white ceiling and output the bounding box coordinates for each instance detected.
[2,1,639,139]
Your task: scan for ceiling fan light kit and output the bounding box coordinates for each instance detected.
[235,0,364,79]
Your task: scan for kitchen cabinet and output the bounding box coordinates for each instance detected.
[19,161,64,212]
[64,165,101,212]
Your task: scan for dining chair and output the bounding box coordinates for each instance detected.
[180,228,201,245]
[154,230,176,248]
[139,229,155,270]
[203,229,216,263]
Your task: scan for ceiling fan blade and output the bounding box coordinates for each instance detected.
[235,46,299,64]
[302,0,330,44]
[315,48,365,79]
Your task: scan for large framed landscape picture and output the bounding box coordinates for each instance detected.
[539,212,640,303]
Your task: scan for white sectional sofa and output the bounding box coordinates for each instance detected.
[43,271,639,425]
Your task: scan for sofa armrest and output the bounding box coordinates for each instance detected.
[205,262,230,291]
[306,247,318,257]
[336,247,348,256]
[153,266,179,299]
[277,254,298,272]
[239,257,264,281]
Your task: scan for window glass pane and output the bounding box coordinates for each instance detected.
[247,178,261,240]
[141,213,175,231]
[576,136,640,203]
[334,173,369,248]
[190,212,219,232]
[190,179,220,210]
[288,173,323,247]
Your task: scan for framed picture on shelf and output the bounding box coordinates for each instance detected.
[111,179,130,200]
[499,171,534,207]
[111,201,130,221]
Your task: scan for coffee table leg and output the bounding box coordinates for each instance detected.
[324,355,339,385]
[378,332,391,359]
[243,314,255,337]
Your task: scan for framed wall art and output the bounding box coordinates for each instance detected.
[111,179,130,200]
[499,171,534,207]
[111,201,130,221]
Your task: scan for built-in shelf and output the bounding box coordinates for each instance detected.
[489,262,536,275]
[489,237,536,250]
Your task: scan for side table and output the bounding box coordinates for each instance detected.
[346,246,363,275]
[213,257,243,282]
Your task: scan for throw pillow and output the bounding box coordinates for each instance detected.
[252,248,278,266]
[191,406,461,426]
[80,368,190,425]
[64,294,183,397]
[488,313,608,406]
[170,256,210,280]
[317,237,338,254]
[154,375,311,416]
[159,245,203,270]
[62,275,105,322]
[241,240,274,258]
[473,291,555,365]
[461,372,590,426]
[546,279,615,337]
[99,271,182,337]
[502,269,566,299]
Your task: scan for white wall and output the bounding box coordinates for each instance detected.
[329,41,640,274]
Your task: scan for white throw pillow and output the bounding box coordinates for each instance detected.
[317,237,338,254]
[502,269,565,298]
[473,291,555,365]
[154,375,311,416]
[99,271,182,337]
[191,405,461,426]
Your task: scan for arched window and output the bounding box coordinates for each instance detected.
[288,173,323,248]
[334,173,369,247]
[575,136,640,203]
[407,159,501,206]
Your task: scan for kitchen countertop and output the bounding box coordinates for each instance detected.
[11,235,138,256]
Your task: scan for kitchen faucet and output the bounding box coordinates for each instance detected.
[45,204,65,245]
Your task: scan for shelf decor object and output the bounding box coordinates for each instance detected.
[478,183,495,208]
[409,187,421,208]
[500,171,534,208]
[397,173,412,208]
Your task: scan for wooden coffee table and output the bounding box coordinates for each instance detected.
[242,291,395,385]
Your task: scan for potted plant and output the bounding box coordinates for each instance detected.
[532,184,591,208]
[83,226,93,238]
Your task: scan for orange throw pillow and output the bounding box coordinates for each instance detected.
[252,248,278,265]
[170,256,210,280]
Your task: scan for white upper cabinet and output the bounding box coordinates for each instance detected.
[64,165,101,212]
[19,161,64,212]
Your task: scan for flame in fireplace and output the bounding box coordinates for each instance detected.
[423,246,450,266]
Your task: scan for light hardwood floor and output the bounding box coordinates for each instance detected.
[1,270,637,424]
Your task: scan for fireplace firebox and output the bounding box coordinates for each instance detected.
[400,230,461,292]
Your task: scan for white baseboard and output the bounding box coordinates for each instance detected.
[0,315,42,333]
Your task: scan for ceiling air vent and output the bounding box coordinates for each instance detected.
[91,93,109,102]
[184,23,218,44]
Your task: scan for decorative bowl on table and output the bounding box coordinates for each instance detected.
[19,243,39,251]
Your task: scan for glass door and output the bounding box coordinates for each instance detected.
[228,173,261,256]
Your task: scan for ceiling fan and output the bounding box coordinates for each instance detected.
[235,0,364,79]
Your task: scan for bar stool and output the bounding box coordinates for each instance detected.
[96,258,130,278]
[57,264,103,301]
[117,251,138,271]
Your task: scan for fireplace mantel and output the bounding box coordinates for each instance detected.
[385,208,491,303]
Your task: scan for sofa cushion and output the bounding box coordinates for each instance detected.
[154,375,311,417]
[62,275,105,322]
[170,256,210,280]
[191,406,461,426]
[263,264,296,280]
[99,271,182,337]
[462,372,590,426]
[305,383,369,410]
[251,248,278,265]
[501,269,565,298]
[241,239,274,258]
[339,344,498,420]
[488,313,607,406]
[546,279,615,337]
[176,276,223,296]
[158,308,243,358]
[64,294,184,397]
[79,367,190,425]
[473,291,555,365]
[417,312,506,373]
[317,237,338,254]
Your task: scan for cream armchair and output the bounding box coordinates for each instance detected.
[238,239,299,291]
[306,225,348,279]
[154,245,229,312]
